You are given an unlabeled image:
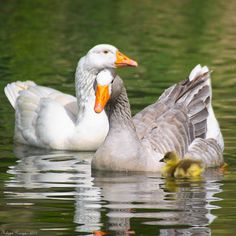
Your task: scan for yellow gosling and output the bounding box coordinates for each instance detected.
[174,159,203,178]
[160,152,180,177]
[160,151,204,178]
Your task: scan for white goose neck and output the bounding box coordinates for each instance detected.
[75,57,115,122]
[75,57,98,121]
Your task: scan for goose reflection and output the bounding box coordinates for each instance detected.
[4,144,224,235]
[8,145,94,192]
[92,169,223,236]
[5,144,101,233]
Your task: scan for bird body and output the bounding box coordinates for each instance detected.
[4,44,138,150]
[160,152,203,178]
[175,159,203,178]
[92,65,224,172]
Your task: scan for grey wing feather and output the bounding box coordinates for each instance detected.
[133,84,179,139]
[141,107,194,158]
[134,69,222,165]
[184,138,224,168]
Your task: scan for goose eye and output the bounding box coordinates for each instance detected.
[103,50,109,54]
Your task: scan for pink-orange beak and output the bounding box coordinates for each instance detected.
[94,84,110,113]
[115,51,138,67]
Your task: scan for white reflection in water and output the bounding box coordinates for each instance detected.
[4,144,224,235]
[6,145,101,233]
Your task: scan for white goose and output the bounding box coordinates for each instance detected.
[92,65,224,172]
[4,44,138,150]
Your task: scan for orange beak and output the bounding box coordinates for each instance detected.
[115,51,138,67]
[94,84,110,113]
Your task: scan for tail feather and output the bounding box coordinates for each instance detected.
[185,65,223,149]
[176,73,210,104]
[189,65,209,82]
[4,81,36,109]
[171,65,211,139]
[206,105,224,150]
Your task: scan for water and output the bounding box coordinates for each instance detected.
[0,0,236,235]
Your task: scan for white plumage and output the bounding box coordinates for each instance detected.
[4,44,138,150]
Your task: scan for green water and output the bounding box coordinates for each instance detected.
[0,0,236,235]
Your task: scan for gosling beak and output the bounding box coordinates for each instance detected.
[115,51,138,68]
[94,84,110,113]
[159,158,165,162]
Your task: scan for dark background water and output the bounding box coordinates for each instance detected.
[0,0,236,235]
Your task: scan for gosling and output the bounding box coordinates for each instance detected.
[160,152,204,178]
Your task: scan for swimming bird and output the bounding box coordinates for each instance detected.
[92,65,224,172]
[160,151,203,178]
[4,44,138,150]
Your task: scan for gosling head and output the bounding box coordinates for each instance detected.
[85,44,138,70]
[160,152,180,166]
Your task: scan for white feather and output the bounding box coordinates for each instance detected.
[189,64,202,81]
[96,69,114,85]
[201,66,209,74]
[206,105,224,151]
[189,64,209,82]
[4,81,36,108]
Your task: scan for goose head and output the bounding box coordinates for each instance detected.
[93,69,123,113]
[84,44,138,70]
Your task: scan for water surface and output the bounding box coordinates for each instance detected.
[0,0,236,235]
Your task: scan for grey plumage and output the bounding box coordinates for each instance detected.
[93,66,224,172]
[184,138,224,167]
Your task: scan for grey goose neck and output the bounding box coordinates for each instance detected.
[106,82,135,130]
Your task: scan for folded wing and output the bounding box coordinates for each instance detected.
[134,65,223,167]
[5,81,77,148]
